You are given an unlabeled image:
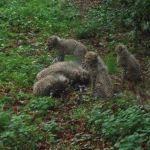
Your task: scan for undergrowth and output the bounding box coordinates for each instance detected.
[0,0,149,149]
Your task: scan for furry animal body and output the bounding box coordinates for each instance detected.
[115,44,142,83]
[36,61,90,86]
[47,35,87,62]
[85,51,113,98]
[33,74,69,97]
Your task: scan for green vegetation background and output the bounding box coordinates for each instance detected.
[0,0,149,149]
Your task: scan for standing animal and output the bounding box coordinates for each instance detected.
[84,51,113,98]
[33,74,69,97]
[47,35,87,62]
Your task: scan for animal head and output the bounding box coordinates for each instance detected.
[115,43,128,56]
[84,51,98,65]
[59,74,69,85]
[47,35,60,50]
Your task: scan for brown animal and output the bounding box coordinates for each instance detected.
[33,74,69,97]
[85,51,113,98]
[115,44,142,84]
[36,61,89,86]
[47,35,87,62]
[115,44,144,104]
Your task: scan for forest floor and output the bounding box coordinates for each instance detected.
[0,0,150,150]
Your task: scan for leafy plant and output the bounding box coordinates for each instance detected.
[42,120,61,134]
[88,105,150,148]
[0,114,41,149]
[27,97,59,116]
[0,0,149,149]
[115,132,150,150]
[0,111,11,130]
[71,106,89,120]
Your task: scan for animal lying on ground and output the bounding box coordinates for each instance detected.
[33,74,69,97]
[36,61,89,86]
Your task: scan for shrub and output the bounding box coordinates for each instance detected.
[26,97,59,116]
[0,114,40,150]
[88,105,150,148]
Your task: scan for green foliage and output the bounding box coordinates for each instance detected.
[105,0,150,32]
[115,132,150,150]
[0,113,40,149]
[27,97,58,113]
[75,0,150,46]
[0,111,11,129]
[75,7,111,38]
[42,120,61,134]
[0,0,149,149]
[0,49,52,89]
[71,106,89,120]
[0,0,79,39]
[104,53,118,74]
[65,55,80,62]
[88,105,150,149]
[41,120,62,143]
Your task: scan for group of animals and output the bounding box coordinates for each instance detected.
[33,35,142,100]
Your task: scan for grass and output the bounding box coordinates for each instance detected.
[0,0,150,149]
[104,52,119,74]
[71,105,89,120]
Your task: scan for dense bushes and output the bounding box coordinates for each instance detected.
[75,0,150,45]
[0,96,61,149]
[104,0,150,31]
[88,105,150,149]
